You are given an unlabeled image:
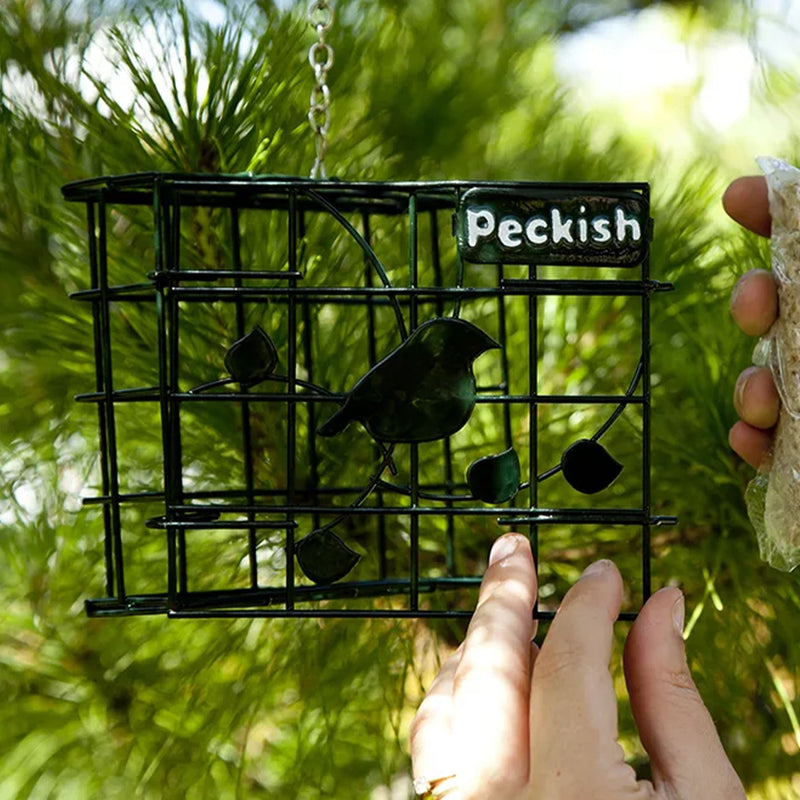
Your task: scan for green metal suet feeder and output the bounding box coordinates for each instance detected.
[64,173,675,619]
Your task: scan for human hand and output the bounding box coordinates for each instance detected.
[410,534,745,800]
[723,176,780,468]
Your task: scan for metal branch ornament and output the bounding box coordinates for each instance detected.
[224,326,278,386]
[295,526,360,585]
[467,448,521,504]
[560,439,623,495]
[301,318,499,585]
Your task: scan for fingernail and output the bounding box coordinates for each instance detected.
[672,593,685,636]
[488,535,520,566]
[581,559,613,579]
[734,366,756,413]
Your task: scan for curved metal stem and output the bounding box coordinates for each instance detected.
[537,355,644,483]
[314,444,397,535]
[305,188,408,340]
[188,373,335,396]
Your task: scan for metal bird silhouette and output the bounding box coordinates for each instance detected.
[317,318,500,443]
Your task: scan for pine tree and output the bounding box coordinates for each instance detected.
[1,1,799,798]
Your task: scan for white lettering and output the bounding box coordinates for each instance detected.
[466,207,496,247]
[591,217,611,243]
[498,216,523,248]
[462,201,643,256]
[615,206,641,242]
[525,216,548,245]
[551,209,573,244]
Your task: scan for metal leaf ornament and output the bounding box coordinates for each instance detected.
[561,439,623,494]
[317,318,500,443]
[224,326,278,387]
[467,448,520,503]
[295,528,361,585]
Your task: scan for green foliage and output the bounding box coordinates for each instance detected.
[1,0,799,798]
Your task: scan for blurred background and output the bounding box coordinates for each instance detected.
[2,0,800,797]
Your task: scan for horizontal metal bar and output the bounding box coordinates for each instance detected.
[81,494,675,529]
[168,609,476,619]
[63,172,650,192]
[84,600,638,622]
[62,172,650,204]
[166,281,670,301]
[82,583,640,621]
[137,503,660,525]
[150,269,304,282]
[501,279,673,295]
[146,518,300,530]
[75,389,644,405]
[82,490,165,505]
[79,494,671,528]
[75,386,160,403]
[85,596,168,616]
[81,481,472,506]
[71,285,156,302]
[84,575,482,615]
[167,609,638,621]
[70,282,671,305]
[499,513,678,526]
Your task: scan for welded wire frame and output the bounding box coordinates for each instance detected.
[64,173,675,619]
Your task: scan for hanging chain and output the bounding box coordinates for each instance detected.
[307,1,334,179]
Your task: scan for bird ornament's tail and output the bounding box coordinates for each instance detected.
[317,406,351,437]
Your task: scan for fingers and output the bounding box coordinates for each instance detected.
[730,269,778,337]
[410,533,538,799]
[624,588,746,800]
[723,175,771,237]
[450,533,537,797]
[733,366,780,429]
[729,420,773,469]
[410,646,462,790]
[728,266,779,468]
[529,561,624,776]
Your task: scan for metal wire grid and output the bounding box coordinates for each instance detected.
[63,173,676,619]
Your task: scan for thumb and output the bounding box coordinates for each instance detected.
[623,588,745,800]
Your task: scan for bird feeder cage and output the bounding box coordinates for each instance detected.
[64,173,675,619]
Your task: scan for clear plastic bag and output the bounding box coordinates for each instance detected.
[745,157,800,571]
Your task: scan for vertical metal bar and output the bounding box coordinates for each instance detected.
[231,207,259,589]
[528,263,539,600]
[453,188,464,321]
[300,211,322,537]
[154,179,176,601]
[87,202,114,597]
[430,208,455,576]
[429,210,443,319]
[497,263,513,448]
[286,190,298,610]
[363,210,378,364]
[408,194,418,331]
[408,193,419,610]
[362,211,387,579]
[168,188,187,594]
[97,191,126,600]
[641,187,652,604]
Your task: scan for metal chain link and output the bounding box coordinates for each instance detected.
[307,1,334,179]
